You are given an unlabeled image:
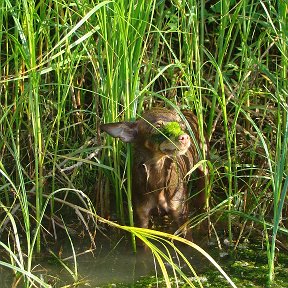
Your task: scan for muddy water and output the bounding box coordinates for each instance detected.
[0,235,205,287]
[46,243,158,286]
[42,240,206,287]
[1,235,288,287]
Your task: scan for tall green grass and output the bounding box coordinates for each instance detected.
[96,0,157,239]
[0,0,288,286]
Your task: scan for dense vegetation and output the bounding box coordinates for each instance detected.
[0,0,287,287]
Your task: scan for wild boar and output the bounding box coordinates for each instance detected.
[101,107,208,241]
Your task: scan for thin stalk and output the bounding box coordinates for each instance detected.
[23,0,43,253]
[207,0,230,135]
[219,76,233,245]
[268,112,288,284]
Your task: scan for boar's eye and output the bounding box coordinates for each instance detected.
[150,121,166,143]
[154,121,164,129]
[180,122,186,130]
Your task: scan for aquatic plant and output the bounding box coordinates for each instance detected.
[162,122,185,138]
[151,121,186,143]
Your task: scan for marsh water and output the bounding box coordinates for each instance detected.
[1,231,288,288]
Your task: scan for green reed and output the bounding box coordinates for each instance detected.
[263,1,288,283]
[1,0,112,285]
[195,0,287,285]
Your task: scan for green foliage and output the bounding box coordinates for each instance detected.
[0,0,288,286]
[152,121,185,143]
[162,122,185,138]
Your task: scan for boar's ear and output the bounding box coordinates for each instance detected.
[100,122,138,143]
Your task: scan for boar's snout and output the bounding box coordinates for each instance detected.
[159,132,191,155]
[178,134,190,145]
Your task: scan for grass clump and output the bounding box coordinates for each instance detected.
[152,121,186,143]
[162,122,185,138]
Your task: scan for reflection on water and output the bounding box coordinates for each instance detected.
[0,235,175,287]
[0,234,205,287]
[0,267,13,288]
[53,242,157,286]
